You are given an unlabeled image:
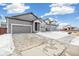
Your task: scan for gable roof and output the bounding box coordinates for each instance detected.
[12,12,38,19]
[36,18,47,24]
[6,12,39,22]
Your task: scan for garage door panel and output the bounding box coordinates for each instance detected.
[12,25,32,34]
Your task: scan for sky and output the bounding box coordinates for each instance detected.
[0,3,79,27]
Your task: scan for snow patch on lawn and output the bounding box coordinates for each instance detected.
[36,31,69,39]
[37,31,79,46]
[70,37,79,46]
[0,34,15,56]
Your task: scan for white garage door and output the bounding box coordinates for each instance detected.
[11,24,32,34]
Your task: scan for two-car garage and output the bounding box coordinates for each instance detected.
[11,24,32,34]
[6,17,33,34]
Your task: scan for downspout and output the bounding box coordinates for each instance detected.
[6,18,9,34]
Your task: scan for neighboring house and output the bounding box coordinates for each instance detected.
[39,18,47,32]
[46,24,58,31]
[57,23,79,32]
[6,12,42,34]
[63,25,74,31]
[45,19,59,31]
[74,27,79,31]
[60,25,74,31]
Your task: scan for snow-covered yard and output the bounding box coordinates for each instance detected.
[70,37,79,46]
[36,31,79,46]
[0,31,79,56]
[0,34,15,56]
[36,31,69,39]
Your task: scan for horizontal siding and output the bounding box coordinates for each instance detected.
[7,18,33,33]
[14,14,37,21]
[8,18,32,25]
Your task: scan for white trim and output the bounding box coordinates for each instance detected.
[33,20,41,32]
[11,23,32,34]
[7,18,9,33]
[34,20,41,23]
[33,22,41,32]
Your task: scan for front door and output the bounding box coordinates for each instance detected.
[35,22,37,31]
[35,22,40,31]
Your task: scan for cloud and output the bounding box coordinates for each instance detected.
[0,3,7,6]
[3,3,30,14]
[76,16,79,20]
[59,23,70,26]
[41,3,75,17]
[48,17,58,22]
[41,12,52,18]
